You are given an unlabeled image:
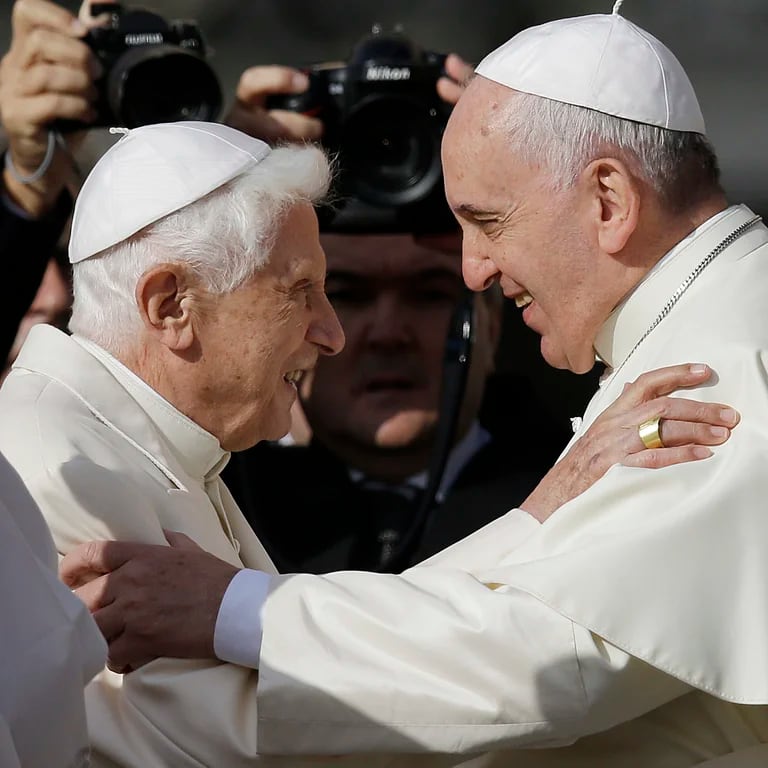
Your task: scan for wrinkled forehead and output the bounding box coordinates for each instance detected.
[442,78,524,212]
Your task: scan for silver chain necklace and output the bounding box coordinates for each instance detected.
[606,213,763,382]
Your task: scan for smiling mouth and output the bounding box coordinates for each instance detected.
[283,370,304,385]
[514,292,534,309]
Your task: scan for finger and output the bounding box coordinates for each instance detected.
[58,540,142,585]
[443,53,474,85]
[107,635,156,674]
[656,419,731,448]
[270,110,323,141]
[615,363,713,411]
[436,77,464,106]
[236,65,309,105]
[91,601,125,642]
[227,106,322,143]
[631,396,740,430]
[78,0,119,28]
[16,27,97,72]
[5,93,96,134]
[70,571,114,609]
[15,61,98,100]
[12,0,83,38]
[111,655,154,674]
[164,529,203,550]
[623,444,713,470]
[628,402,737,454]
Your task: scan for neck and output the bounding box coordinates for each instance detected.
[647,195,729,268]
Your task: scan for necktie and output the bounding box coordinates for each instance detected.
[353,481,422,572]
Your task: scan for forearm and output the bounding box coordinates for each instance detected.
[257,567,690,756]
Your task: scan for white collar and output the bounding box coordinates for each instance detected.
[72,335,228,481]
[594,204,758,371]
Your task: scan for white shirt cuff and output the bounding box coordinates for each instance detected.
[213,568,271,669]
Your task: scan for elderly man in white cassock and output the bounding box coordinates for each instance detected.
[2,6,765,768]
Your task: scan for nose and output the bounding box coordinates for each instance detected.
[365,295,413,348]
[462,237,499,292]
[309,293,345,356]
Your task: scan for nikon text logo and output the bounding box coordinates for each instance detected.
[125,32,164,45]
[365,66,411,81]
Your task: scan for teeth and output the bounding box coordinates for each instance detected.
[284,370,302,383]
[515,292,533,309]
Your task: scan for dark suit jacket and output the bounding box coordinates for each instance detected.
[0,187,71,362]
[223,425,567,574]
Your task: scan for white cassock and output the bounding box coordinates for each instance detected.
[252,204,768,765]
[0,451,105,768]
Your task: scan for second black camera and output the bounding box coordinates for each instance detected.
[268,28,456,233]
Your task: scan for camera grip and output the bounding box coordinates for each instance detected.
[265,71,325,116]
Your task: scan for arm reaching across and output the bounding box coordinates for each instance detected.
[61,362,737,672]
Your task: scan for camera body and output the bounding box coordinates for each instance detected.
[71,3,222,129]
[268,28,457,233]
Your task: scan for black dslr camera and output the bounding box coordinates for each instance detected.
[65,3,222,129]
[268,27,456,233]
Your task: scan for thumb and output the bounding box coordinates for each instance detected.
[163,529,202,550]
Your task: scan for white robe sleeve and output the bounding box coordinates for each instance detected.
[0,455,105,768]
[256,539,691,756]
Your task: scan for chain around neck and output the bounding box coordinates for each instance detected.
[606,213,763,382]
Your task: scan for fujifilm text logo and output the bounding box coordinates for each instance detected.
[365,66,411,81]
[125,32,164,45]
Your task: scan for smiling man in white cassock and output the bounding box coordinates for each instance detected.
[252,4,768,762]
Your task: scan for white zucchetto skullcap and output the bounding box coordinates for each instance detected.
[474,4,706,135]
[69,121,272,264]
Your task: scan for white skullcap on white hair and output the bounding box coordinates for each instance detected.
[475,5,706,134]
[69,121,272,264]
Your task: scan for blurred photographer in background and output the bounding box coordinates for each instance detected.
[223,30,568,573]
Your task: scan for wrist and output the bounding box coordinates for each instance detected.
[3,131,74,217]
[3,155,68,218]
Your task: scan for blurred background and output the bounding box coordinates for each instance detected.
[1,0,765,429]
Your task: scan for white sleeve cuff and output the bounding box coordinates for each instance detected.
[213,568,271,669]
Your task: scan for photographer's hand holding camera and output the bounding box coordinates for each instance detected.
[226,65,324,143]
[0,0,115,363]
[0,0,111,217]
[227,51,474,147]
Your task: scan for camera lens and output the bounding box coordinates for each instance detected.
[106,45,222,127]
[341,97,443,207]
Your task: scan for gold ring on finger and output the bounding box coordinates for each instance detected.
[638,416,664,450]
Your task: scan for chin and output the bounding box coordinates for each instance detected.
[541,338,595,374]
[373,410,436,448]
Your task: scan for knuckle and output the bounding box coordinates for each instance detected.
[636,449,659,468]
[11,0,26,25]
[82,539,102,566]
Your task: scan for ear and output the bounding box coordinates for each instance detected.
[135,265,196,351]
[582,157,641,255]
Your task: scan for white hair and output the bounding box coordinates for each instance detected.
[69,142,332,353]
[500,91,722,210]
